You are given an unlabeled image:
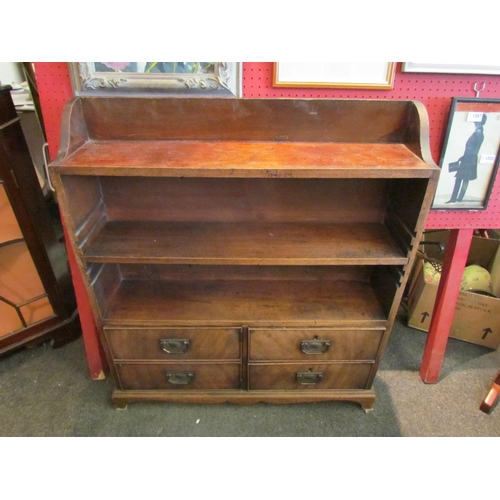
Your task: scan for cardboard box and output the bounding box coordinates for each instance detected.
[407,230,500,350]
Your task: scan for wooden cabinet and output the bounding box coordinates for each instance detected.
[0,85,80,354]
[50,97,438,411]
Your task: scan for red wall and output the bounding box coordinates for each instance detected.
[35,62,500,229]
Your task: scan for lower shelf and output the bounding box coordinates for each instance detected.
[103,277,388,327]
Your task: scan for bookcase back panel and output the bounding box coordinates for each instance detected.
[99,177,387,224]
[81,98,413,144]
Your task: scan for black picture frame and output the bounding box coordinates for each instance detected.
[432,97,500,210]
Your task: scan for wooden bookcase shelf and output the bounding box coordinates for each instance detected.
[51,97,438,411]
[99,271,388,327]
[56,140,432,178]
[81,221,408,265]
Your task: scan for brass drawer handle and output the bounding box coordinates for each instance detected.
[166,372,195,385]
[296,370,324,385]
[300,339,331,355]
[160,339,190,354]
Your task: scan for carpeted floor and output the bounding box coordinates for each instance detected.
[0,314,499,436]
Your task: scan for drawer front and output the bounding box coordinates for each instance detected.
[116,362,241,390]
[249,328,383,361]
[249,363,373,390]
[104,327,241,360]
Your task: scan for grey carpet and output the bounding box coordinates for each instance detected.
[1,315,499,436]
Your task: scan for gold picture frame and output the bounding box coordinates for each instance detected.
[272,62,396,90]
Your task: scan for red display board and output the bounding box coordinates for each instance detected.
[36,62,500,229]
[33,62,500,382]
[243,62,500,229]
[34,62,107,379]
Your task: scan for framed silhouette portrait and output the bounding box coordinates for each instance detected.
[432,97,500,210]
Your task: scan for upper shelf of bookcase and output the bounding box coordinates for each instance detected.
[50,97,439,179]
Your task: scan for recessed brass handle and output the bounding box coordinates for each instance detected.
[300,339,331,355]
[160,339,190,354]
[296,371,324,385]
[166,372,194,385]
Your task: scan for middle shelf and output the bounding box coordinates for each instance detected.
[81,221,409,265]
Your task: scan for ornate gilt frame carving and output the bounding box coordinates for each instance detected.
[69,62,242,97]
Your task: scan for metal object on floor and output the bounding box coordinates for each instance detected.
[480,370,500,414]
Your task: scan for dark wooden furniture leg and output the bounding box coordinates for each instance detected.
[480,370,500,414]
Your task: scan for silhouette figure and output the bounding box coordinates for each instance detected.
[446,114,487,203]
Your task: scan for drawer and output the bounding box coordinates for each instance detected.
[104,327,241,360]
[249,328,383,361]
[248,362,373,390]
[116,362,241,390]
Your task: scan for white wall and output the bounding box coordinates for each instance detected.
[0,62,24,86]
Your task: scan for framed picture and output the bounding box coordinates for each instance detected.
[402,62,500,75]
[432,97,500,210]
[69,62,242,97]
[272,62,395,89]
